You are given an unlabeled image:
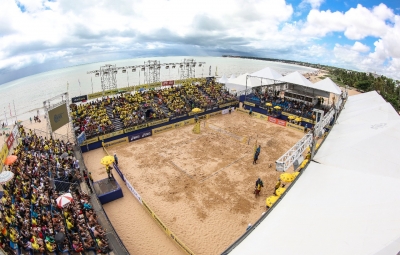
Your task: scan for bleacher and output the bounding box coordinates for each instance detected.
[1,126,111,255]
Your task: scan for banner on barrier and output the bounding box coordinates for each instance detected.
[162,80,175,86]
[152,124,175,135]
[81,137,98,146]
[6,133,14,150]
[12,125,19,140]
[236,108,249,113]
[128,130,152,142]
[99,130,124,140]
[113,163,125,181]
[281,111,314,124]
[170,114,187,121]
[268,116,286,127]
[0,144,9,169]
[188,110,204,116]
[71,95,88,103]
[125,179,142,204]
[222,109,230,115]
[244,101,255,107]
[103,137,128,148]
[148,118,169,127]
[286,122,305,132]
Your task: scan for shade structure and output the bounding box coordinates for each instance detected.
[280,173,295,182]
[274,106,281,110]
[100,156,114,166]
[0,171,14,184]
[192,108,202,113]
[56,193,73,208]
[295,117,302,122]
[266,103,272,107]
[4,155,17,165]
[275,187,286,196]
[288,116,295,120]
[266,195,279,207]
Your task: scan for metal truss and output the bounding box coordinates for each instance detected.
[275,132,313,172]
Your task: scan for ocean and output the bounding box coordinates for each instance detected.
[0,56,316,124]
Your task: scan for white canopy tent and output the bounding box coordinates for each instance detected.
[218,74,229,84]
[227,91,400,255]
[251,67,283,80]
[228,74,236,82]
[278,71,315,88]
[225,73,261,92]
[314,78,342,95]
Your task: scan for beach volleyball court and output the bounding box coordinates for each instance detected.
[84,111,303,255]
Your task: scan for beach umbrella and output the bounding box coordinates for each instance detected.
[0,171,14,184]
[275,187,286,196]
[54,232,65,244]
[266,102,272,107]
[4,155,18,165]
[280,173,295,182]
[100,155,114,166]
[288,116,295,120]
[266,195,279,207]
[60,152,69,159]
[295,117,302,122]
[56,193,73,208]
[192,108,202,113]
[274,106,281,110]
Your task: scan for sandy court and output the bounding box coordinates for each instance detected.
[83,111,303,255]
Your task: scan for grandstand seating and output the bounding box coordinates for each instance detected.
[1,126,111,255]
[71,78,237,134]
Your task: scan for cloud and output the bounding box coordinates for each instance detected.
[351,42,370,53]
[301,0,324,9]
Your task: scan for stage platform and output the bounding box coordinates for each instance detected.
[94,178,123,204]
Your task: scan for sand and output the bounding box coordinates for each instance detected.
[83,111,303,255]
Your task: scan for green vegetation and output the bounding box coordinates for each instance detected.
[329,68,400,110]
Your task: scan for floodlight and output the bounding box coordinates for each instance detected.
[132,68,136,72]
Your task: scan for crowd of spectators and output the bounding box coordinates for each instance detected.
[71,78,238,136]
[0,126,111,254]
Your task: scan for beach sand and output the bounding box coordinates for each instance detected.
[83,112,303,255]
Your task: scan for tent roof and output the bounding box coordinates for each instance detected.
[313,78,342,95]
[278,71,315,88]
[228,91,400,255]
[251,67,282,80]
[218,75,229,84]
[228,74,236,82]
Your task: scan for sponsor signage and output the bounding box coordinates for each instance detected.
[287,123,305,132]
[98,130,124,140]
[170,114,187,121]
[244,101,255,107]
[113,163,125,181]
[12,125,19,139]
[162,80,175,86]
[81,137,98,146]
[147,118,169,127]
[48,103,69,132]
[125,179,142,204]
[6,133,14,150]
[71,95,88,103]
[103,137,128,147]
[268,116,287,127]
[128,130,152,142]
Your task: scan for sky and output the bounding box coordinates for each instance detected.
[0,0,399,84]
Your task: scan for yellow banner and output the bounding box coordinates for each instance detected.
[99,130,124,140]
[0,144,9,169]
[219,101,236,108]
[188,110,204,116]
[287,122,305,132]
[81,137,98,146]
[148,118,170,127]
[103,137,128,148]
[244,101,255,107]
[282,111,314,124]
[152,124,175,135]
[236,108,249,113]
[87,91,103,100]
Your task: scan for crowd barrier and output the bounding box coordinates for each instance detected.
[102,145,196,255]
[80,101,238,152]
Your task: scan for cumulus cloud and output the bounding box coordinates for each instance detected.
[1,0,400,83]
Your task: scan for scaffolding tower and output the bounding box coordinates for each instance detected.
[180,59,197,79]
[144,60,161,85]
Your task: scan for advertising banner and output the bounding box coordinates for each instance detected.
[103,137,128,148]
[268,116,287,127]
[48,103,69,132]
[244,101,255,107]
[98,130,124,140]
[0,144,9,169]
[170,114,187,121]
[162,80,175,86]
[286,123,305,132]
[6,133,14,150]
[71,95,88,103]
[128,130,152,142]
[12,125,19,139]
[81,137,98,146]
[152,124,175,135]
[113,163,125,181]
[125,179,142,204]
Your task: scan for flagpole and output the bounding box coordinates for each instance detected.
[13,100,17,123]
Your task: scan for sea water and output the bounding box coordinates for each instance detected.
[0,56,316,123]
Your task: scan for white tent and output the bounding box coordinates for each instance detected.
[227,91,400,255]
[225,73,259,92]
[228,74,236,82]
[314,78,342,95]
[251,67,283,80]
[218,75,229,84]
[278,71,315,88]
